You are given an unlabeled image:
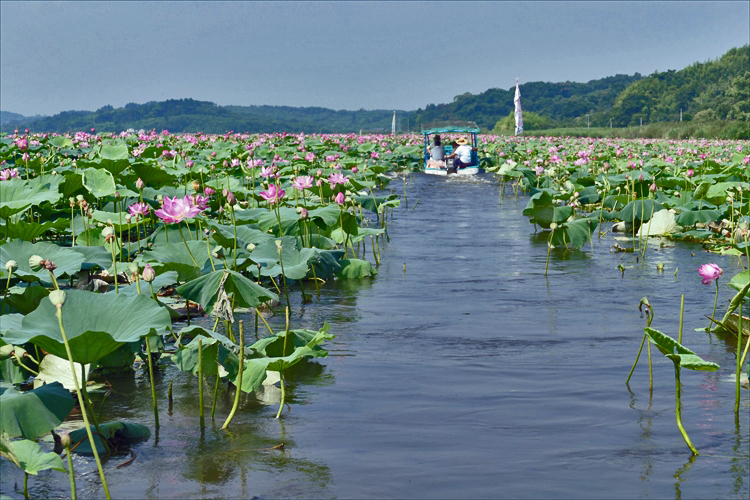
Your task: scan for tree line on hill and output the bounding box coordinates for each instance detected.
[1,46,746,135]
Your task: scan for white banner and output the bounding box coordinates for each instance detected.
[514,80,523,135]
[392,111,396,135]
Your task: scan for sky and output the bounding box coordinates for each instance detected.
[1,1,748,117]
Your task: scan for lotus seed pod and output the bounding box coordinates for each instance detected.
[191,180,201,191]
[101,226,115,241]
[128,262,139,274]
[142,263,156,282]
[49,289,66,307]
[0,344,14,360]
[549,223,558,230]
[296,206,303,213]
[275,239,282,248]
[5,260,17,272]
[76,194,84,202]
[29,255,44,271]
[246,243,256,252]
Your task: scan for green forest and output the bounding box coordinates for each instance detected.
[1,45,747,136]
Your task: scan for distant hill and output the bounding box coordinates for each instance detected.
[2,45,746,134]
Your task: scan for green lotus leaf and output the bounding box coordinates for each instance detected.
[2,290,172,365]
[176,269,277,313]
[172,336,233,377]
[336,258,377,278]
[68,421,151,455]
[258,207,300,235]
[140,240,214,282]
[0,285,49,315]
[352,194,401,214]
[0,240,85,284]
[3,218,68,242]
[576,186,601,205]
[99,140,129,160]
[0,382,75,440]
[674,209,722,227]
[82,167,116,198]
[69,246,112,270]
[232,207,266,222]
[0,177,63,219]
[550,218,598,250]
[616,199,663,223]
[250,323,332,358]
[48,136,73,149]
[307,204,341,228]
[208,222,273,250]
[728,270,750,292]
[0,433,66,476]
[644,327,719,371]
[129,162,177,188]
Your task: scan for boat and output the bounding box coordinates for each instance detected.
[421,121,481,176]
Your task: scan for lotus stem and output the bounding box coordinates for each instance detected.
[211,372,219,420]
[55,306,111,499]
[710,278,719,332]
[2,269,13,314]
[23,472,28,499]
[186,299,191,326]
[626,334,647,385]
[254,307,275,336]
[177,222,200,269]
[222,320,244,430]
[70,205,76,247]
[276,237,292,312]
[64,441,76,500]
[678,294,685,344]
[148,281,156,301]
[47,269,60,291]
[673,360,699,455]
[198,338,204,429]
[109,243,118,294]
[144,336,159,428]
[230,206,238,270]
[276,308,290,419]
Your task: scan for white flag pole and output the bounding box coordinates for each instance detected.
[392,111,396,135]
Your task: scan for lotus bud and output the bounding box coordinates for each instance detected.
[60,432,72,449]
[299,207,308,219]
[29,255,44,271]
[142,263,155,282]
[115,191,120,200]
[549,223,558,231]
[649,183,657,192]
[136,178,145,190]
[352,166,358,173]
[246,243,256,252]
[49,290,66,307]
[222,188,229,197]
[5,260,17,272]
[226,191,237,206]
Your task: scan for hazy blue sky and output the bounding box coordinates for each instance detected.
[1,1,748,117]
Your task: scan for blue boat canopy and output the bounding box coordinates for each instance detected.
[421,121,481,135]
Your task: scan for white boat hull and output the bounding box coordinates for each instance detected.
[424,166,480,176]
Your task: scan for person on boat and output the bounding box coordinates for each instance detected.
[446,137,474,172]
[426,135,445,169]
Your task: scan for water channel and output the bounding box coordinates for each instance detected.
[3,172,749,499]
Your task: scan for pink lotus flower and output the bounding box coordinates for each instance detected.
[305,152,316,162]
[191,195,209,210]
[154,196,204,224]
[259,184,285,204]
[697,263,722,285]
[328,172,348,187]
[128,202,151,217]
[292,176,314,190]
[15,138,28,151]
[334,192,345,205]
[204,187,216,196]
[260,166,275,178]
[686,169,694,177]
[0,168,19,181]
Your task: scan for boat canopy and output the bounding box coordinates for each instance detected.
[421,121,481,135]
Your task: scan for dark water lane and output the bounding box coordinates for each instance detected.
[3,172,747,499]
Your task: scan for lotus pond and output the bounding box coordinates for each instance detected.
[0,131,748,499]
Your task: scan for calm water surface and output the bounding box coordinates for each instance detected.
[3,173,749,499]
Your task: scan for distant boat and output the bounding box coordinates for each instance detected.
[421,121,481,176]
